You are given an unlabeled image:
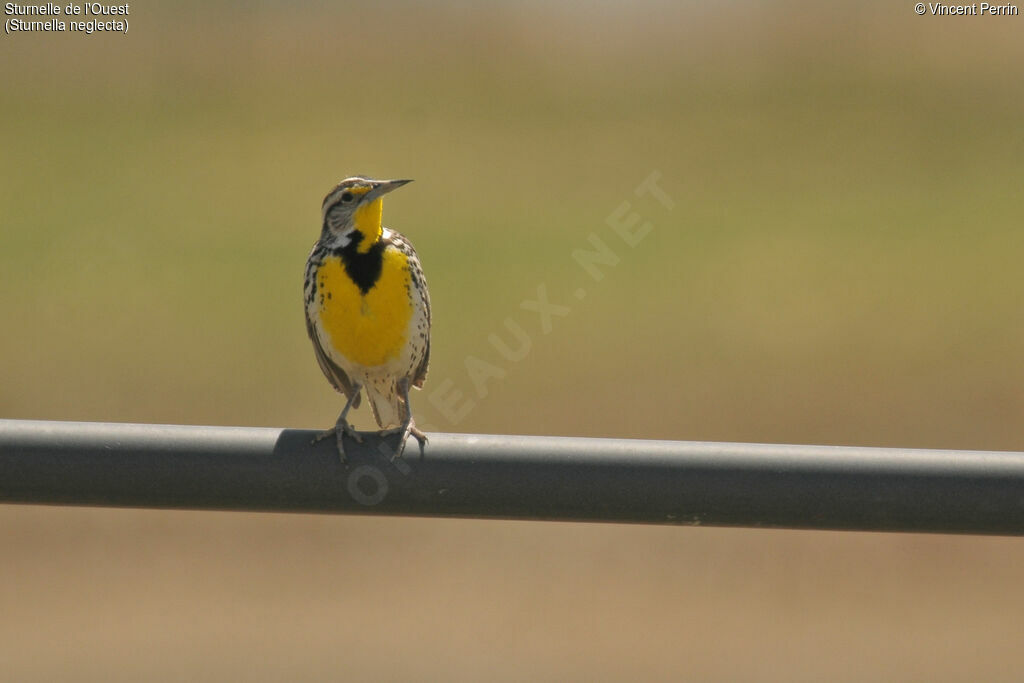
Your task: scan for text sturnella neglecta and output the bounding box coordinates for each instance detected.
[304,177,430,461]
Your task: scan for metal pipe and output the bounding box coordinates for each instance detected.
[2,419,1023,535]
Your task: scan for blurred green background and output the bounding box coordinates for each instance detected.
[2,1,1023,680]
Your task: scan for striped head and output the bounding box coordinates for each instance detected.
[321,176,413,253]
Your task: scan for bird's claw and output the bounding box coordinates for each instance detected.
[313,421,364,464]
[372,422,428,461]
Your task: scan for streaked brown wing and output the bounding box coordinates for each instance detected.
[384,229,432,390]
[413,333,430,389]
[305,312,361,409]
[412,269,430,389]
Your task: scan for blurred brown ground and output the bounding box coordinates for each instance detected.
[1,1,1023,680]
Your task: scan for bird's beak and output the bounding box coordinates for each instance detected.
[366,179,413,202]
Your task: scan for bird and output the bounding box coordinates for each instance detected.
[304,176,430,462]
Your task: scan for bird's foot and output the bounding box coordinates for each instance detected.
[311,428,334,444]
[312,421,364,443]
[376,421,428,461]
[408,424,429,450]
[312,420,364,464]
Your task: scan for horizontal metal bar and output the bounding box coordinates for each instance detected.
[2,419,1024,535]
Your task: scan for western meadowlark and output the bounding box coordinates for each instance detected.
[304,176,430,461]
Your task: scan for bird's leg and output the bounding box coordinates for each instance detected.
[384,378,427,460]
[312,385,364,462]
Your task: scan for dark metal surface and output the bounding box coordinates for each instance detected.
[2,419,1024,535]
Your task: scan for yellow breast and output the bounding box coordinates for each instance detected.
[314,251,412,367]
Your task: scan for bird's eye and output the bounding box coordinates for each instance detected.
[340,192,354,203]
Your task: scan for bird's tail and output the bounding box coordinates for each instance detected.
[365,381,407,430]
